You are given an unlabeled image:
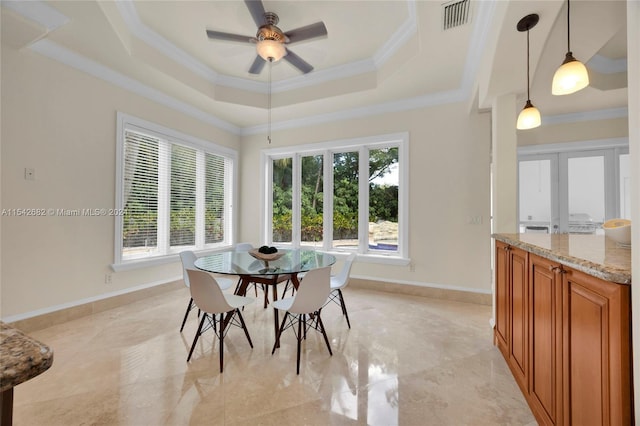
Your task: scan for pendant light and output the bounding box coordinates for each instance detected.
[516,14,541,130]
[552,0,589,95]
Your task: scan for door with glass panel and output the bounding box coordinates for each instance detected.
[518,146,627,235]
[559,150,614,235]
[518,154,558,233]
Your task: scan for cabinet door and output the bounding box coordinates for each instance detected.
[562,269,632,426]
[529,254,563,425]
[494,241,509,357]
[509,246,528,392]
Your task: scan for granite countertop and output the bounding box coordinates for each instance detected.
[0,321,53,392]
[493,233,632,285]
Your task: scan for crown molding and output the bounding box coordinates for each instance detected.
[28,39,240,135]
[587,54,628,74]
[518,137,629,155]
[241,87,466,136]
[115,0,218,83]
[8,1,626,138]
[1,0,68,31]
[542,107,628,126]
[115,0,416,94]
[373,0,418,67]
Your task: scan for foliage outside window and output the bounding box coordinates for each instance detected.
[116,113,235,266]
[264,134,407,259]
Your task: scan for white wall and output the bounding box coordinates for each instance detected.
[0,45,240,318]
[239,103,493,293]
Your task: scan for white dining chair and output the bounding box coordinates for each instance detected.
[179,250,234,332]
[324,253,357,328]
[271,266,333,374]
[186,269,254,373]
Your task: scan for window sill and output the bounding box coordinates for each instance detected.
[111,246,233,272]
[324,250,410,266]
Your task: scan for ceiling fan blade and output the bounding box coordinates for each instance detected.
[206,30,254,43]
[285,22,328,44]
[244,0,266,28]
[248,55,266,74]
[283,48,313,74]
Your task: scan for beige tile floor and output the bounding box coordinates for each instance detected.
[13,285,536,425]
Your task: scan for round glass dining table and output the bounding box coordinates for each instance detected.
[194,248,336,279]
[194,249,336,346]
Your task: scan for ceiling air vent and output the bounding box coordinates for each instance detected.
[442,0,471,30]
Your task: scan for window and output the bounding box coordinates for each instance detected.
[262,133,408,262]
[517,139,628,234]
[115,113,236,268]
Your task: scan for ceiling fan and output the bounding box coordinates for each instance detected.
[205,0,328,75]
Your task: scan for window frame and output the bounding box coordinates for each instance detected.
[113,112,238,271]
[260,133,409,265]
[517,137,629,234]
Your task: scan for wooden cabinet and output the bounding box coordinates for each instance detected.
[529,254,563,425]
[494,242,632,426]
[495,242,529,392]
[494,241,510,357]
[562,267,631,426]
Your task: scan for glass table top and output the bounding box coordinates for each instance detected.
[194,249,336,276]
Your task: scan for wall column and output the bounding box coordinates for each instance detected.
[489,93,518,327]
[491,93,518,234]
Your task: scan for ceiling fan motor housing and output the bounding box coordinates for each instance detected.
[257,24,286,42]
[257,12,287,42]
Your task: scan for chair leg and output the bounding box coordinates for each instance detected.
[303,313,307,340]
[316,312,333,356]
[236,309,253,348]
[187,314,207,361]
[338,289,351,329]
[272,312,288,354]
[219,313,224,373]
[282,280,295,298]
[296,315,303,375]
[180,298,194,332]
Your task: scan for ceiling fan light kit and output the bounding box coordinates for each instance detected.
[257,39,286,62]
[552,0,589,95]
[516,13,541,130]
[206,0,327,75]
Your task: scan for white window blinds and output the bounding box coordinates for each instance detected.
[116,113,235,265]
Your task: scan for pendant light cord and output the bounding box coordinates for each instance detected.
[526,26,531,101]
[566,0,571,52]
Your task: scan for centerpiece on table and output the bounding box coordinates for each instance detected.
[249,245,284,267]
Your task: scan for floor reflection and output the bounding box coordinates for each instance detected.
[13,286,536,425]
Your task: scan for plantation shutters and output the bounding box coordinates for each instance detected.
[119,121,233,263]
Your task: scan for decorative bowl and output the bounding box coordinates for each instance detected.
[248,248,285,262]
[603,219,631,246]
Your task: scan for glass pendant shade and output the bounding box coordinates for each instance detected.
[517,100,541,130]
[256,39,286,62]
[552,52,589,95]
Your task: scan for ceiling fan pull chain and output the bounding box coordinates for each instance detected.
[268,60,272,144]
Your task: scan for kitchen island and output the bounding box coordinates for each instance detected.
[493,233,632,426]
[1,322,53,425]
